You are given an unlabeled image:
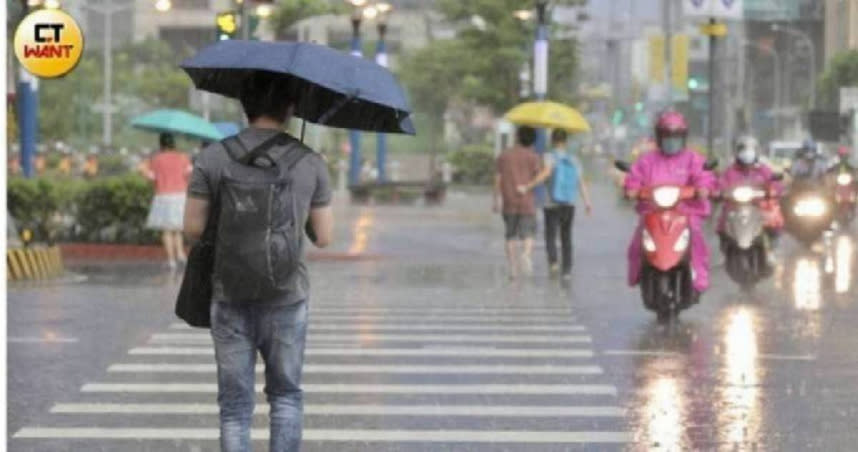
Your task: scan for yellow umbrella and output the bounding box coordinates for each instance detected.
[504,101,591,133]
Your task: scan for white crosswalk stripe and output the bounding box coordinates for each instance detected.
[14,308,630,448]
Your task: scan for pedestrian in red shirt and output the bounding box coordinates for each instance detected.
[142,133,192,269]
[493,126,541,280]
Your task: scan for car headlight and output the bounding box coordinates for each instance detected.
[674,228,690,252]
[837,173,853,186]
[794,197,827,217]
[732,186,756,203]
[652,186,681,208]
[642,229,656,252]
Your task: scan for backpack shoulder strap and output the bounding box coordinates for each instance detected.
[267,134,312,173]
[222,132,293,167]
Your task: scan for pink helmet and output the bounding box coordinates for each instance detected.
[654,110,688,155]
[838,146,851,157]
[655,110,688,139]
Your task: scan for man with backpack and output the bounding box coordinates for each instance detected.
[518,129,592,279]
[183,72,333,452]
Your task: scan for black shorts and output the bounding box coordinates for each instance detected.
[502,214,537,240]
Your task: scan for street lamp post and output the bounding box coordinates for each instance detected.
[374,2,392,182]
[346,0,367,186]
[81,0,137,150]
[533,1,550,205]
[739,40,782,138]
[771,24,817,109]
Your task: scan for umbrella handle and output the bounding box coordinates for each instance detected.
[316,92,358,126]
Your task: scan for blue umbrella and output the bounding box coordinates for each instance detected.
[213,121,241,137]
[180,40,415,135]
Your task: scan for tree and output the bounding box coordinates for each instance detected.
[268,0,343,40]
[37,38,193,148]
[818,50,858,111]
[398,1,581,146]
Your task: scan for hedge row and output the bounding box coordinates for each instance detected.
[8,175,160,245]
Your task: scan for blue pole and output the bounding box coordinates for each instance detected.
[348,18,363,186]
[532,2,549,205]
[375,24,388,183]
[17,69,39,179]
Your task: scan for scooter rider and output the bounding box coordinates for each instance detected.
[828,146,858,174]
[624,110,715,296]
[717,136,783,261]
[790,139,828,183]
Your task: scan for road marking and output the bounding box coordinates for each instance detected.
[13,427,632,443]
[604,350,817,361]
[299,315,580,323]
[50,403,626,417]
[128,347,594,358]
[309,307,577,314]
[758,353,817,361]
[80,383,618,396]
[8,336,78,344]
[169,323,587,333]
[602,350,680,357]
[149,333,593,344]
[108,363,604,375]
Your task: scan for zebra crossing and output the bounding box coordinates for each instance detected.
[12,305,632,450]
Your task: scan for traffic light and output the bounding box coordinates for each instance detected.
[688,77,700,90]
[216,11,238,40]
[634,102,644,112]
[612,109,625,125]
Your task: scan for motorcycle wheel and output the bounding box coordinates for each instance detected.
[726,246,761,290]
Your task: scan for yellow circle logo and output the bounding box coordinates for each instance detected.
[14,9,84,78]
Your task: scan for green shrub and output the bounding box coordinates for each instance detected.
[8,177,80,244]
[75,174,157,244]
[98,154,133,177]
[8,174,158,245]
[447,144,495,185]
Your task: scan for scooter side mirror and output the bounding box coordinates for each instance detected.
[703,159,719,171]
[614,160,630,173]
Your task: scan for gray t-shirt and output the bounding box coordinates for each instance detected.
[188,127,332,305]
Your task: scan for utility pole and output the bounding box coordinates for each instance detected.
[663,0,673,106]
[701,19,726,158]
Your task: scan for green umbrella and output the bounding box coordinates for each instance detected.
[131,109,225,142]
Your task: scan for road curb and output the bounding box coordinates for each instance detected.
[7,246,65,281]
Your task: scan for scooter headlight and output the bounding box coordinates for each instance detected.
[793,197,827,217]
[674,228,690,252]
[837,173,853,186]
[732,186,756,203]
[642,229,656,252]
[652,186,681,208]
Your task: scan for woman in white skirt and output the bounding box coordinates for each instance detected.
[141,133,193,269]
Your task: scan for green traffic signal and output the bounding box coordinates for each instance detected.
[612,109,624,125]
[634,102,644,112]
[688,78,700,90]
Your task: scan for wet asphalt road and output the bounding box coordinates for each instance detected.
[8,163,858,451]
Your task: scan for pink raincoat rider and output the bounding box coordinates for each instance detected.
[624,111,714,292]
[716,160,784,233]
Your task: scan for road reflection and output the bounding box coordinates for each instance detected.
[834,234,854,295]
[793,257,822,311]
[719,307,761,447]
[349,209,375,254]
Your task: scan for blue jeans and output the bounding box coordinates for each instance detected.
[211,300,309,452]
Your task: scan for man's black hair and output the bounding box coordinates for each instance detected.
[551,129,568,145]
[517,126,537,147]
[239,72,297,123]
[159,132,175,150]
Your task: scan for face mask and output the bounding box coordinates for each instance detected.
[661,137,684,155]
[737,148,757,165]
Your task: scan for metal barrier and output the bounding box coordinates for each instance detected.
[7,246,64,281]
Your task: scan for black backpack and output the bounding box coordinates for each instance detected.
[215,133,309,302]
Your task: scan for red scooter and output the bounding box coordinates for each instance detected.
[616,161,701,320]
[833,171,857,226]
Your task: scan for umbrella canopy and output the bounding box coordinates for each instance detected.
[504,101,591,133]
[131,109,225,142]
[213,121,241,138]
[180,40,415,135]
